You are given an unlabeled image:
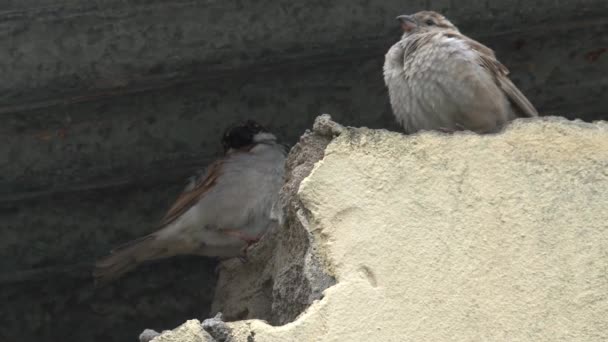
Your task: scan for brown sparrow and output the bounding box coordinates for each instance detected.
[384,11,538,134]
[94,120,287,284]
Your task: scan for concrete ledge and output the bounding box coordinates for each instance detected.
[156,116,608,341]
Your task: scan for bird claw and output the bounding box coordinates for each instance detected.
[221,229,261,263]
[238,241,258,263]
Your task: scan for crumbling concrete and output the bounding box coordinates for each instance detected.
[154,115,608,341]
[141,320,214,342]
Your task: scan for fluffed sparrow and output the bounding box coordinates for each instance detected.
[384,11,538,134]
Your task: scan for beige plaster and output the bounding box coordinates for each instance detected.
[161,117,608,341]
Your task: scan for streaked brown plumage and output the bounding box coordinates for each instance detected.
[384,11,538,134]
[93,121,287,285]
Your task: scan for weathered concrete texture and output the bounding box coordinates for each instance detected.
[1,0,607,114]
[210,116,338,325]
[143,320,214,342]
[163,117,608,341]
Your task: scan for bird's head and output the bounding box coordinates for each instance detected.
[221,120,276,153]
[396,11,458,37]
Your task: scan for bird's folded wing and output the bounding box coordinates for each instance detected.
[160,159,224,227]
[497,77,539,117]
[463,35,538,118]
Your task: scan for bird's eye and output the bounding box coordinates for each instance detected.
[425,19,435,26]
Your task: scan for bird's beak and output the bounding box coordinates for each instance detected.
[396,15,417,33]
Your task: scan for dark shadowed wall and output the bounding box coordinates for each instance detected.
[0,1,606,341]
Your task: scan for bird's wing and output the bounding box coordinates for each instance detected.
[461,34,538,118]
[160,159,225,227]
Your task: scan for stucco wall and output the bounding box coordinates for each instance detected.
[157,117,608,341]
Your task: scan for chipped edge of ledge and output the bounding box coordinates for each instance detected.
[143,113,607,342]
[312,113,346,137]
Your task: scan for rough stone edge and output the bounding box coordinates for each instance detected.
[270,113,344,322]
[143,114,608,341]
[146,319,215,342]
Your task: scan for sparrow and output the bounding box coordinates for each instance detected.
[93,120,288,284]
[383,11,538,134]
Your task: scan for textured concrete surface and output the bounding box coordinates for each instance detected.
[1,0,607,116]
[163,117,608,341]
[144,320,214,342]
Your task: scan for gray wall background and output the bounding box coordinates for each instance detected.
[0,1,607,341]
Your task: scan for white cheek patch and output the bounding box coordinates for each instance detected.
[253,132,277,143]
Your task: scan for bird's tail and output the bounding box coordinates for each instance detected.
[93,233,169,286]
